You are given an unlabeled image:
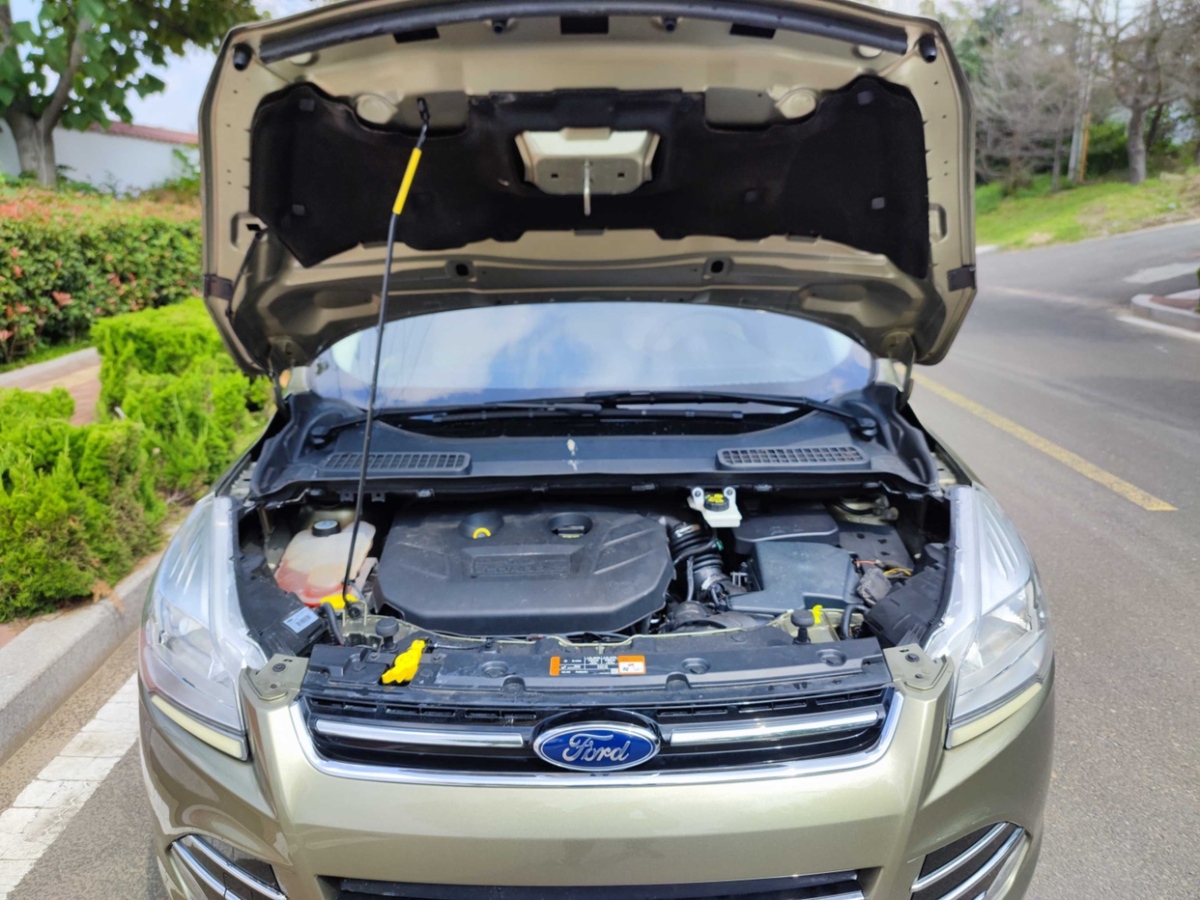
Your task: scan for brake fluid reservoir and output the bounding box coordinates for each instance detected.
[275,519,376,606]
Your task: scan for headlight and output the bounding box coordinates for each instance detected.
[925,486,1053,747]
[139,496,265,758]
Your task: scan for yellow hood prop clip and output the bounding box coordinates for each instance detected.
[382,639,427,685]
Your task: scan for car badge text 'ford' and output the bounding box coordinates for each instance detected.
[533,722,660,772]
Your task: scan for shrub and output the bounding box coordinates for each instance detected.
[0,298,268,619]
[0,390,163,620]
[0,184,200,365]
[121,360,265,496]
[92,298,229,411]
[93,299,270,496]
[0,385,75,421]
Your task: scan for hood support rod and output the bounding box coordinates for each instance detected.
[340,98,431,609]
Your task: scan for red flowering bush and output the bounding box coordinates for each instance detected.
[0,184,200,364]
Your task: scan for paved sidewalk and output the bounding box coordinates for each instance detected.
[0,348,101,426]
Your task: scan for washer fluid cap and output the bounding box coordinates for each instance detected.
[313,519,341,538]
[688,486,742,527]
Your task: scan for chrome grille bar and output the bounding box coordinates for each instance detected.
[310,705,883,752]
[313,719,526,748]
[172,842,227,898]
[939,829,1023,900]
[293,694,904,787]
[667,707,882,747]
[177,836,287,900]
[912,823,1008,892]
[912,830,1027,900]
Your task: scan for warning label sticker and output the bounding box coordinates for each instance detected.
[617,656,647,674]
[549,655,646,676]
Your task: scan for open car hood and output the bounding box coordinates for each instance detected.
[200,0,975,374]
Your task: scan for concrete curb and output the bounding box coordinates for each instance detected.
[0,550,162,764]
[1130,294,1200,333]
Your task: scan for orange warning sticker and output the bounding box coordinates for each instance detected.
[617,655,647,675]
[548,654,648,676]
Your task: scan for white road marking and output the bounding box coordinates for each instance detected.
[0,674,139,899]
[1122,262,1200,284]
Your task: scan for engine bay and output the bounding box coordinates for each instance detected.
[236,485,951,666]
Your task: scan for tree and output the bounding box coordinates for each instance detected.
[973,1,1082,192]
[1086,0,1199,184]
[0,0,259,185]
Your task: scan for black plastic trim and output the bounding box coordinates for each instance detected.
[946,264,976,291]
[332,870,862,900]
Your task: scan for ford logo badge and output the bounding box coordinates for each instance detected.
[533,721,660,772]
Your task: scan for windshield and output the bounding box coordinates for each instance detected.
[307,302,873,409]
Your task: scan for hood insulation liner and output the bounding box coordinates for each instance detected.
[249,77,930,276]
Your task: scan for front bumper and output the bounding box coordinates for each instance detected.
[140,651,1053,900]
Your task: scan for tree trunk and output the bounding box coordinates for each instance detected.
[1051,129,1064,193]
[1145,102,1166,151]
[1193,102,1200,166]
[1067,24,1095,185]
[4,112,57,185]
[1127,104,1148,185]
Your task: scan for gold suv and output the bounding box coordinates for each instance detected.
[139,3,1054,899]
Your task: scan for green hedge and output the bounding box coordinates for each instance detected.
[0,300,269,621]
[0,388,163,619]
[92,298,229,411]
[0,185,200,365]
[94,299,271,497]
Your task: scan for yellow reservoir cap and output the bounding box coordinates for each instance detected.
[319,592,346,611]
[382,639,427,685]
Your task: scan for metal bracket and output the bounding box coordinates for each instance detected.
[203,274,234,301]
[947,264,976,291]
[246,654,307,701]
[884,645,944,692]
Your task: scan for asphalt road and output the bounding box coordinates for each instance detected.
[2,222,1199,899]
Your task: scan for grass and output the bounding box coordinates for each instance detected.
[976,169,1200,249]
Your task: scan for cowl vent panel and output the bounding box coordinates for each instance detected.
[324,452,470,474]
[718,447,866,469]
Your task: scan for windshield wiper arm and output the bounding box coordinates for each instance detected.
[580,390,879,438]
[311,399,605,440]
[313,391,874,438]
[403,397,755,424]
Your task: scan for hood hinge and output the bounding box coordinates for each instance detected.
[883,333,916,407]
[203,274,234,302]
[266,360,289,410]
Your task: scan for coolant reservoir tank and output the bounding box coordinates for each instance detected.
[275,519,375,607]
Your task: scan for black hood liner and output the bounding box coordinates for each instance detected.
[250,77,929,276]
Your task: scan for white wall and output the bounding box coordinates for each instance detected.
[0,124,198,194]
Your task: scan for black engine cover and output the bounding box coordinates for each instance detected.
[374,507,672,635]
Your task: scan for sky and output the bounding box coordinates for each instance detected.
[10,0,929,133]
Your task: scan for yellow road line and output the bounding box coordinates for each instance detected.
[914,375,1176,512]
